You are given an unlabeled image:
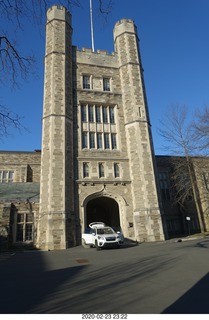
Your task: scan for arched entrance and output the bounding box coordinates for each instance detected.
[86,196,120,228]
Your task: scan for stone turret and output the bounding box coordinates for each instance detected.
[114,19,164,241]
[37,5,75,250]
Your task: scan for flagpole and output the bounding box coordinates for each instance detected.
[90,0,95,52]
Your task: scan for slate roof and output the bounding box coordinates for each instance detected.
[0,183,40,202]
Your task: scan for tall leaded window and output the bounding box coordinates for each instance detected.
[102,106,108,123]
[81,105,87,122]
[83,75,91,89]
[82,132,88,148]
[103,78,110,91]
[96,106,101,123]
[109,107,115,124]
[97,133,103,149]
[99,163,105,178]
[81,104,117,150]
[158,172,170,200]
[104,133,110,149]
[89,106,94,122]
[0,170,14,183]
[83,163,89,178]
[114,163,120,178]
[111,134,117,149]
[16,212,33,242]
[89,132,95,148]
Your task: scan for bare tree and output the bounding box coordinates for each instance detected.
[158,104,205,232]
[0,104,27,138]
[0,0,113,137]
[193,106,209,155]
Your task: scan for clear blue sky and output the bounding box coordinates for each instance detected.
[1,0,209,155]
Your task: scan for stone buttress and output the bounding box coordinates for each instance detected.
[114,19,164,241]
[37,6,75,250]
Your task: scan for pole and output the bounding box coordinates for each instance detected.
[90,0,95,52]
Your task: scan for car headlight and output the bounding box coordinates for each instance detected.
[98,236,105,240]
[116,235,121,239]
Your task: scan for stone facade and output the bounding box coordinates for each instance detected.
[6,6,208,250]
[35,5,165,250]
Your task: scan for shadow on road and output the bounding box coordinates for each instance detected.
[0,251,86,314]
[162,272,209,314]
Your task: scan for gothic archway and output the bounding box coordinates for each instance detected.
[86,196,120,228]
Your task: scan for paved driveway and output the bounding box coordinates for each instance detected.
[1,238,209,314]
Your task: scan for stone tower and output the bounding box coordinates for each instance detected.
[37,6,164,250]
[113,19,164,241]
[37,6,74,250]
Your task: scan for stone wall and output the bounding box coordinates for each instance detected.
[0,151,41,182]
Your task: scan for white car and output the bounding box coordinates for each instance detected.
[82,222,123,250]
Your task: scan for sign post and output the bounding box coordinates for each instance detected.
[186,216,191,236]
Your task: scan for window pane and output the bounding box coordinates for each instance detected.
[26,213,33,222]
[89,106,94,122]
[114,163,120,178]
[111,134,117,149]
[158,172,170,200]
[2,171,8,182]
[109,107,115,124]
[81,105,87,122]
[89,132,95,148]
[104,133,110,149]
[25,224,33,241]
[8,171,14,182]
[103,78,110,91]
[96,106,101,123]
[83,75,90,89]
[82,132,88,148]
[83,163,89,178]
[0,170,14,183]
[97,133,103,149]
[102,107,108,123]
[99,163,105,178]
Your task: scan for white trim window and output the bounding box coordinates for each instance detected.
[0,170,14,183]
[16,212,34,242]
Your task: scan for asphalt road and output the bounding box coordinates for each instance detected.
[1,237,209,314]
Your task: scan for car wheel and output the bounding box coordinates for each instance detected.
[95,240,101,251]
[82,238,90,249]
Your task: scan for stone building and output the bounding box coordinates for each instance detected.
[1,6,208,250]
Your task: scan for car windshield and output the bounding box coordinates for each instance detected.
[97,227,114,235]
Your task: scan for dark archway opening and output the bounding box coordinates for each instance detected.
[86,197,120,228]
